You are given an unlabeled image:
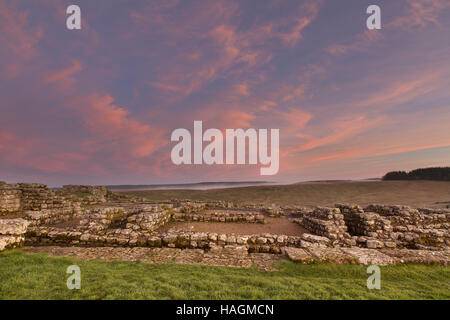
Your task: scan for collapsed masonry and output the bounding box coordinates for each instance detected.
[0,182,449,265]
[0,218,29,251]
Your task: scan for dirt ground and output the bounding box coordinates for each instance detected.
[158,217,307,236]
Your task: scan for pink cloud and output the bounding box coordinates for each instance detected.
[284,115,384,156]
[374,143,450,157]
[44,60,82,85]
[356,69,446,110]
[0,0,42,59]
[277,0,321,46]
[77,94,166,159]
[389,0,450,29]
[327,30,383,56]
[275,109,312,132]
[144,0,321,99]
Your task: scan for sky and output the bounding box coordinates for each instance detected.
[0,0,449,186]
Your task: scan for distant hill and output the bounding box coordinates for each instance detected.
[295,178,381,184]
[382,167,450,181]
[106,181,273,191]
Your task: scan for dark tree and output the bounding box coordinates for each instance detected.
[382,167,450,181]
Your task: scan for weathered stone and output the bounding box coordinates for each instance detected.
[0,235,24,251]
[341,248,397,266]
[307,247,355,264]
[301,233,331,246]
[0,218,29,235]
[283,247,314,263]
[382,249,450,266]
[366,239,384,249]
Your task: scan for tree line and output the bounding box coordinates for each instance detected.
[382,167,450,181]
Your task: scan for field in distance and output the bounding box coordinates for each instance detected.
[118,180,450,208]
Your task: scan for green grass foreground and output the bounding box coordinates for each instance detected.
[0,250,449,300]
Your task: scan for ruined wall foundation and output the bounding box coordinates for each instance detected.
[0,181,449,265]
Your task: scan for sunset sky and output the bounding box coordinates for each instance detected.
[1,0,449,186]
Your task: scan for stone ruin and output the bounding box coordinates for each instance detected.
[290,204,449,250]
[0,181,449,266]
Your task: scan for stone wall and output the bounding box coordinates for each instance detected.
[337,204,449,249]
[172,210,265,223]
[78,207,128,233]
[60,185,108,204]
[1,183,82,212]
[201,200,306,218]
[30,204,174,236]
[337,204,393,237]
[0,184,22,215]
[25,223,332,254]
[0,182,114,217]
[125,206,173,233]
[25,208,84,227]
[21,183,61,210]
[177,201,207,213]
[365,204,449,228]
[298,207,351,243]
[417,207,450,215]
[262,207,285,217]
[203,200,263,210]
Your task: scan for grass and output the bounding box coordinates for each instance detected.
[0,249,448,300]
[118,181,450,208]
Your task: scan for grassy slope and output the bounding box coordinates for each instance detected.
[118,181,450,208]
[0,250,448,300]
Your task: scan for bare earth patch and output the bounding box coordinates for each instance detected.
[158,217,307,236]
